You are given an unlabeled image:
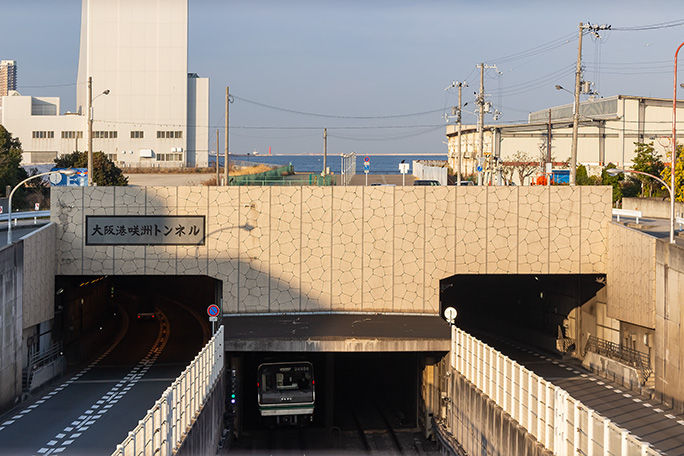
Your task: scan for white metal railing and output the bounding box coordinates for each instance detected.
[111,326,224,456]
[0,210,51,223]
[340,152,356,186]
[451,327,659,456]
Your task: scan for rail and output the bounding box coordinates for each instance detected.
[612,208,642,223]
[111,325,224,456]
[583,335,652,385]
[0,210,51,223]
[340,152,356,186]
[451,326,659,455]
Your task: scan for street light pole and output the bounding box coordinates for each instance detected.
[607,168,675,243]
[672,42,684,245]
[570,23,584,186]
[7,169,77,244]
[87,77,109,186]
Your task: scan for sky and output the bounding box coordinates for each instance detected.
[2,0,684,156]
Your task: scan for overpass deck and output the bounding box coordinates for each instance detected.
[222,313,450,352]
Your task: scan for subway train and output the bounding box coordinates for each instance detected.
[257,361,315,426]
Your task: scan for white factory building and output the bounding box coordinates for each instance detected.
[1,0,209,168]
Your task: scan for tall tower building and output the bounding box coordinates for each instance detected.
[75,0,208,167]
[0,60,17,99]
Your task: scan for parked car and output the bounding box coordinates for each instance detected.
[413,180,440,186]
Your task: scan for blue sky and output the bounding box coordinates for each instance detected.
[2,1,684,156]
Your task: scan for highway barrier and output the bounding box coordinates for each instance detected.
[111,326,224,456]
[450,327,658,456]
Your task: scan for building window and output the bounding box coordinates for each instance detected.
[93,131,118,139]
[156,153,183,161]
[156,131,183,139]
[106,153,118,162]
[61,131,83,139]
[130,131,144,139]
[32,131,54,139]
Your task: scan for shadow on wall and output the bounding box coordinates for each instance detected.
[439,274,606,355]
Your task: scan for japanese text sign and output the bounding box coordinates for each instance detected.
[86,215,205,246]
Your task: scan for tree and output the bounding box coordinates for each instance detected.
[601,164,623,204]
[503,151,539,185]
[0,125,29,197]
[660,144,684,202]
[576,164,600,186]
[631,142,666,197]
[55,151,128,186]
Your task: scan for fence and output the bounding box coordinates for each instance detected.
[413,160,448,185]
[230,173,334,186]
[111,326,224,456]
[583,335,652,385]
[340,152,356,186]
[451,327,659,456]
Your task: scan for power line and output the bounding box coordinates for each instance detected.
[612,19,684,31]
[231,95,444,119]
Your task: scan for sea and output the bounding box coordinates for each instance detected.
[212,154,448,175]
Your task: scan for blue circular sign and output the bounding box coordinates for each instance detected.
[207,304,220,317]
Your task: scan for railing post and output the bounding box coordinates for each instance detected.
[604,419,610,454]
[621,429,629,455]
[554,388,566,456]
[587,409,594,456]
[573,403,580,455]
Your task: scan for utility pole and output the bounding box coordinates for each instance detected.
[216,129,220,185]
[323,128,327,175]
[225,87,230,186]
[457,82,466,185]
[570,24,583,186]
[547,109,552,186]
[477,64,485,186]
[87,76,93,186]
[571,22,611,186]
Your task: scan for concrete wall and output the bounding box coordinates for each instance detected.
[606,222,656,329]
[0,243,23,411]
[622,197,684,220]
[52,186,612,315]
[434,364,552,456]
[176,372,225,456]
[21,224,56,329]
[654,240,684,411]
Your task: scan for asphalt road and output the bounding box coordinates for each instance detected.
[0,292,207,456]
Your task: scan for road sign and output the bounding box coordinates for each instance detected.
[364,162,370,174]
[364,156,370,162]
[209,316,218,322]
[207,304,220,317]
[399,163,409,174]
[476,165,483,173]
[444,307,458,325]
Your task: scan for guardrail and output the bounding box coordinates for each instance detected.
[583,335,652,385]
[0,210,51,223]
[111,325,224,456]
[451,327,658,455]
[612,208,642,224]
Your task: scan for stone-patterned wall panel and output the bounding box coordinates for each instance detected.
[144,187,179,275]
[270,187,302,313]
[424,187,455,313]
[176,187,209,275]
[456,187,487,274]
[606,223,656,328]
[53,187,84,275]
[208,187,240,313]
[549,187,581,273]
[110,203,149,275]
[394,188,423,312]
[363,187,394,312]
[82,187,118,275]
[518,187,549,274]
[301,188,332,311]
[581,187,611,273]
[22,225,56,329]
[487,187,518,274]
[331,187,363,311]
[239,187,270,313]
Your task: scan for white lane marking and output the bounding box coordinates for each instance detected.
[33,312,169,455]
[633,398,642,403]
[644,403,653,408]
[623,393,632,398]
[665,414,676,419]
[677,420,684,426]
[654,408,663,413]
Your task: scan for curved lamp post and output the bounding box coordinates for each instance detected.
[672,42,684,246]
[87,76,110,186]
[607,168,675,244]
[7,169,77,244]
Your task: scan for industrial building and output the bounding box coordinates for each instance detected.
[0,0,209,168]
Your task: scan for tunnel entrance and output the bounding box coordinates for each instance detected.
[439,273,606,356]
[231,351,438,432]
[54,274,221,365]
